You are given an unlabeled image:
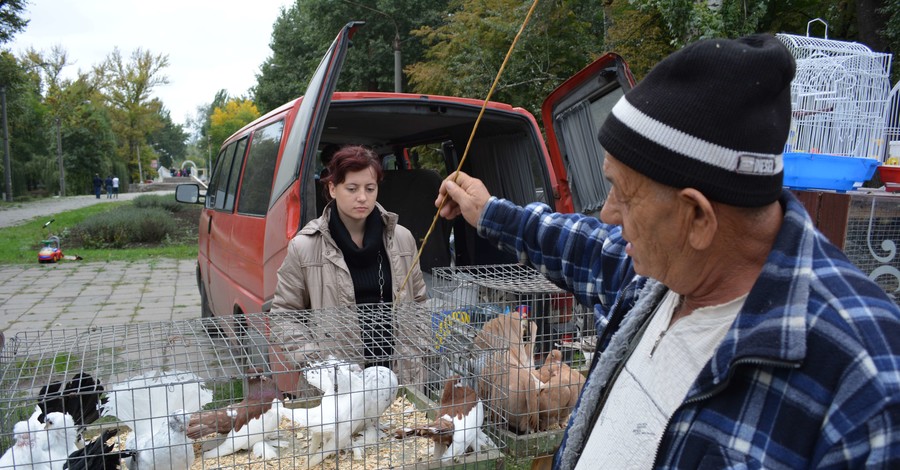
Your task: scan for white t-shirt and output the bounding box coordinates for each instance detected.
[112,177,119,188]
[574,290,746,470]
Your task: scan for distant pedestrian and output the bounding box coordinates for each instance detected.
[92,174,102,199]
[112,176,119,198]
[105,175,113,199]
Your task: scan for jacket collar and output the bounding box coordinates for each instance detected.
[300,201,399,237]
[691,190,812,395]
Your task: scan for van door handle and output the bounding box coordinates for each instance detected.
[208,215,213,234]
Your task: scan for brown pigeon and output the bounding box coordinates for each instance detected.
[474,311,541,434]
[394,376,488,461]
[187,369,281,439]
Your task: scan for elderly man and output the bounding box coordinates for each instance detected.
[436,35,900,469]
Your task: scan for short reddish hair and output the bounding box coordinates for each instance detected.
[320,145,383,187]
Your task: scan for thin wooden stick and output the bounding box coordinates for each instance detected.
[396,0,541,296]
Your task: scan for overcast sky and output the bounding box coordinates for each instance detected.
[9,0,294,130]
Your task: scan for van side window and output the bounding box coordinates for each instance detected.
[223,138,249,211]
[211,144,236,210]
[206,147,229,209]
[238,120,284,216]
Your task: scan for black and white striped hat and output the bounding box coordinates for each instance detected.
[599,34,795,207]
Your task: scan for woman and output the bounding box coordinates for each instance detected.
[272,145,427,368]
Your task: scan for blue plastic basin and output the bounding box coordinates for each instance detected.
[783,152,879,192]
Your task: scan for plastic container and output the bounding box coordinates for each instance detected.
[783,152,879,191]
[877,165,900,192]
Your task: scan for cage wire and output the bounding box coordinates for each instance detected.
[432,263,593,364]
[777,20,893,161]
[430,264,590,458]
[0,303,509,469]
[883,81,900,171]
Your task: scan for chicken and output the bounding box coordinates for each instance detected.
[201,399,282,460]
[394,376,488,462]
[31,412,78,470]
[187,369,281,439]
[536,349,585,429]
[38,373,106,429]
[101,370,212,451]
[474,311,541,433]
[64,428,136,470]
[128,410,193,470]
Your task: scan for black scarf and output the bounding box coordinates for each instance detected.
[328,207,394,367]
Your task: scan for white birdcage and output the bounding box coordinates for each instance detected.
[777,19,893,161]
[0,305,507,469]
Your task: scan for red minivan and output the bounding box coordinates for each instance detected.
[176,21,635,324]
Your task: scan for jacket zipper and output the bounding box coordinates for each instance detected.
[649,356,800,468]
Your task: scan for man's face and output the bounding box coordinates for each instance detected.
[599,155,688,283]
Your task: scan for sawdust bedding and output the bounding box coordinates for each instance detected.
[113,396,439,469]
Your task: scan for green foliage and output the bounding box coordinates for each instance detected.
[0,0,29,44]
[70,206,182,248]
[254,0,451,113]
[132,193,185,212]
[209,98,260,149]
[407,0,603,119]
[0,200,199,264]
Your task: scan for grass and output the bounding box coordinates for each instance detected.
[0,200,199,264]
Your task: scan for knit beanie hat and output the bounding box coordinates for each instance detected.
[598,34,796,207]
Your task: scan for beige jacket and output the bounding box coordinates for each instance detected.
[272,202,427,311]
[270,203,430,392]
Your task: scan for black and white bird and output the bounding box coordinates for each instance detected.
[38,373,106,430]
[394,375,487,462]
[64,428,135,470]
[31,411,78,470]
[127,410,193,470]
[102,370,212,451]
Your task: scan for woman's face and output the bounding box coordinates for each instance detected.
[329,167,379,224]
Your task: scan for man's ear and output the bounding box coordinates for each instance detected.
[679,188,717,250]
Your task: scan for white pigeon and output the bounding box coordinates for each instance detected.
[102,370,212,450]
[0,419,37,468]
[279,358,343,451]
[202,398,282,460]
[302,360,399,467]
[1,404,47,468]
[128,409,194,470]
[251,440,279,460]
[31,411,77,470]
[351,365,399,456]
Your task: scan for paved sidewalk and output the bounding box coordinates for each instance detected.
[0,259,200,340]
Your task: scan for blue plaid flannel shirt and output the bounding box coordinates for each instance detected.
[478,190,900,469]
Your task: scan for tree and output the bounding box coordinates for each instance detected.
[148,108,188,169]
[406,0,604,118]
[94,47,169,183]
[208,98,260,150]
[0,0,29,45]
[253,0,450,113]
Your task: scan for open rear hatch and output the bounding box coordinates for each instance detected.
[541,53,636,215]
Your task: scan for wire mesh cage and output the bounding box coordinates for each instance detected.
[777,21,893,161]
[431,264,591,457]
[0,303,507,469]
